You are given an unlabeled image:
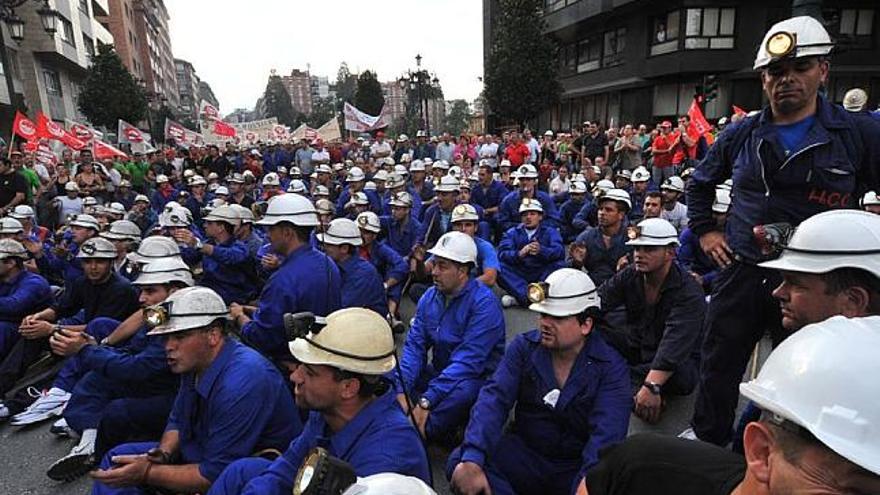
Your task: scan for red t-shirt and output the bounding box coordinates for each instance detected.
[506,143,530,166]
[652,135,674,169]
[672,127,700,164]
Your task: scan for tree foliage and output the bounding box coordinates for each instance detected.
[444,99,473,136]
[485,0,561,125]
[78,43,147,129]
[354,70,385,116]
[307,96,337,128]
[335,62,357,112]
[263,74,298,127]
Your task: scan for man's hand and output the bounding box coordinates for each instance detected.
[518,244,532,258]
[569,243,587,267]
[699,231,733,268]
[260,253,280,271]
[49,328,94,356]
[411,404,429,439]
[229,303,245,321]
[19,320,54,340]
[615,254,630,271]
[528,241,541,255]
[21,238,42,255]
[575,477,589,495]
[396,393,410,414]
[90,454,151,487]
[450,462,492,495]
[690,271,704,286]
[171,229,196,247]
[634,386,663,424]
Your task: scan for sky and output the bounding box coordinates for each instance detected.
[166,0,485,115]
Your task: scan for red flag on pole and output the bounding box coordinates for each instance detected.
[213,119,237,137]
[36,112,86,150]
[12,111,39,141]
[732,105,747,117]
[687,99,712,135]
[93,140,128,160]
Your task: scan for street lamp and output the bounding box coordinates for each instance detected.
[36,0,58,35]
[397,54,440,136]
[5,13,23,41]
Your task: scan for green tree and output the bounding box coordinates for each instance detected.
[444,99,473,135]
[150,104,176,144]
[484,0,561,125]
[263,73,298,127]
[335,62,357,111]
[307,96,338,128]
[78,43,147,129]
[354,70,385,116]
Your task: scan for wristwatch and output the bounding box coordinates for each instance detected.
[643,381,662,395]
[418,397,432,410]
[193,238,203,250]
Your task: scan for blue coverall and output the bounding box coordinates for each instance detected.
[573,226,630,288]
[0,270,52,358]
[398,278,506,441]
[192,238,256,304]
[447,330,632,495]
[241,245,341,361]
[379,215,421,258]
[207,389,431,495]
[497,224,566,306]
[91,339,301,495]
[337,254,388,316]
[497,190,560,231]
[361,240,408,304]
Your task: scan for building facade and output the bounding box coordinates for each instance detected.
[484,0,879,131]
[0,0,114,132]
[174,58,198,122]
[283,69,312,115]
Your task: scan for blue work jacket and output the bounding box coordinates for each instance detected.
[688,96,880,263]
[559,198,587,242]
[459,330,631,482]
[0,270,52,323]
[196,238,256,304]
[79,324,177,394]
[236,389,430,495]
[335,187,382,216]
[498,224,565,273]
[242,245,341,360]
[379,215,421,258]
[573,226,630,287]
[165,339,301,482]
[38,241,82,287]
[471,180,509,220]
[362,241,408,284]
[497,190,561,231]
[677,227,718,292]
[398,278,506,407]
[337,255,388,316]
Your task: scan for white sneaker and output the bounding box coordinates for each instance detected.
[501,295,518,308]
[47,429,96,482]
[50,418,79,439]
[678,427,699,441]
[10,387,70,426]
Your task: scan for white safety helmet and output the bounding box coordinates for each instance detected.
[499,159,512,169]
[394,165,409,178]
[409,160,426,172]
[214,186,230,196]
[386,173,406,190]
[341,473,437,495]
[433,159,449,171]
[372,170,389,182]
[517,164,538,179]
[155,174,169,184]
[65,182,80,192]
[277,166,288,175]
[754,16,834,70]
[740,315,880,475]
[631,166,650,183]
[146,286,230,336]
[427,231,477,265]
[389,191,413,208]
[448,166,462,179]
[183,169,195,179]
[76,237,118,259]
[289,166,302,178]
[626,218,680,247]
[434,175,460,193]
[262,172,280,187]
[133,257,194,287]
[289,307,396,375]
[313,185,330,197]
[346,192,370,208]
[661,176,685,193]
[203,205,241,228]
[519,198,543,214]
[316,218,363,246]
[843,88,869,112]
[527,268,601,317]
[593,179,615,194]
[287,179,307,194]
[188,175,207,187]
[314,199,335,216]
[8,205,34,220]
[861,190,880,207]
[356,211,381,234]
[346,166,365,183]
[159,206,192,228]
[364,181,377,192]
[228,204,254,225]
[69,214,100,231]
[134,194,150,204]
[256,193,319,227]
[101,220,142,242]
[315,164,332,175]
[569,181,588,195]
[758,210,880,278]
[0,239,29,260]
[712,188,732,214]
[127,235,182,264]
[0,217,23,234]
[451,204,480,223]
[599,188,632,211]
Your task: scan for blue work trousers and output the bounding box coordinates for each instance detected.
[206,457,272,495]
[497,261,565,307]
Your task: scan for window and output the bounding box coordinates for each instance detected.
[685,7,735,49]
[59,16,76,46]
[559,43,576,74]
[545,0,565,13]
[603,27,626,67]
[840,9,874,36]
[651,10,680,56]
[577,35,601,73]
[6,48,20,79]
[43,69,63,97]
[79,0,89,14]
[82,33,95,58]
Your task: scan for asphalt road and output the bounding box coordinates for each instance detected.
[0,296,764,495]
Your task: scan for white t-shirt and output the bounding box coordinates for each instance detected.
[661,202,689,232]
[370,141,392,157]
[56,195,83,223]
[311,149,330,163]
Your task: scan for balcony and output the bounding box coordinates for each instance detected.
[91,0,109,17]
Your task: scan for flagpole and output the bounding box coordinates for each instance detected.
[7,132,14,159]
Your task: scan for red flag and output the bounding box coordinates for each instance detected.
[23,140,39,152]
[93,140,128,160]
[12,111,39,141]
[213,119,237,137]
[164,118,187,142]
[732,105,747,117]
[687,99,712,135]
[35,112,86,150]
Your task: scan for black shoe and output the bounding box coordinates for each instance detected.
[47,451,95,482]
